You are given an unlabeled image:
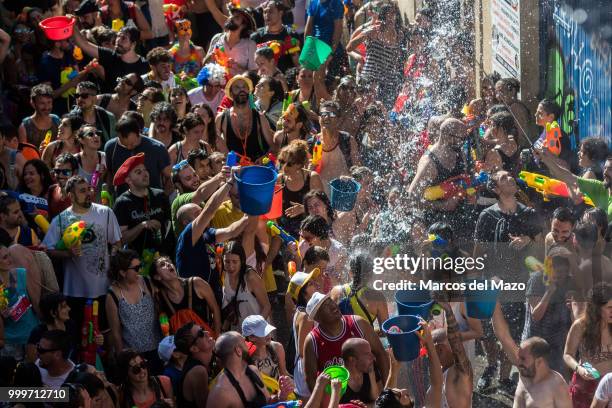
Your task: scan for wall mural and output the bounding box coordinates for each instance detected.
[544,3,611,149]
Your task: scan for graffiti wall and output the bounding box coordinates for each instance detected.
[544,3,611,149]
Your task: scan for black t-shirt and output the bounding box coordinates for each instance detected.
[113,188,170,253]
[27,320,80,360]
[474,202,542,287]
[104,136,171,196]
[340,373,374,404]
[250,26,301,72]
[97,47,149,93]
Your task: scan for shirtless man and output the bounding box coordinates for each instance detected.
[427,298,473,408]
[544,207,576,255]
[208,331,292,407]
[315,100,360,195]
[491,302,572,408]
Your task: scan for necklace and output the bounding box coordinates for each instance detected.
[322,139,339,152]
[231,109,251,156]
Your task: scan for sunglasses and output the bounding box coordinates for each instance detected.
[37,344,59,354]
[172,160,189,174]
[82,130,102,138]
[320,111,337,118]
[191,328,208,346]
[117,76,135,87]
[127,263,142,272]
[130,360,148,375]
[74,93,94,99]
[53,168,73,176]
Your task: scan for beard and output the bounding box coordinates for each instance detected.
[224,20,240,31]
[78,198,92,209]
[518,364,535,378]
[233,92,249,105]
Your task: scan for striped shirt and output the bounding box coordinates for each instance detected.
[360,40,402,86]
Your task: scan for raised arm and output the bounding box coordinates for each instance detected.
[491,301,519,366]
[70,17,99,59]
[419,321,443,408]
[536,148,578,187]
[204,0,229,28]
[441,301,472,376]
[191,180,233,246]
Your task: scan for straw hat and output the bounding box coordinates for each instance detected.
[224,74,253,100]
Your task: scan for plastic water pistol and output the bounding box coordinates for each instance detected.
[423,171,489,201]
[1,190,50,232]
[56,220,87,250]
[226,150,252,167]
[100,183,113,207]
[267,221,298,246]
[525,256,553,286]
[213,45,229,69]
[263,401,302,408]
[544,121,562,156]
[160,313,170,337]
[80,300,101,365]
[287,261,296,276]
[580,362,601,379]
[311,139,322,172]
[518,171,594,206]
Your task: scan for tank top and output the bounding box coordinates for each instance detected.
[160,278,210,324]
[311,315,365,372]
[177,356,205,408]
[175,140,207,165]
[21,115,60,149]
[340,372,373,404]
[253,344,280,379]
[112,280,161,352]
[292,308,310,397]
[425,148,465,186]
[2,268,39,345]
[279,171,311,236]
[222,273,261,331]
[224,366,268,408]
[221,109,269,162]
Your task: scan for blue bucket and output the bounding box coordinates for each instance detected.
[382,315,421,362]
[395,290,434,319]
[329,178,361,211]
[234,166,278,215]
[464,279,499,319]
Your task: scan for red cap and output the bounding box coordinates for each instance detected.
[113,153,145,186]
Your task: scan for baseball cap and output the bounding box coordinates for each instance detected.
[242,315,276,338]
[158,336,176,363]
[286,268,321,301]
[306,292,329,320]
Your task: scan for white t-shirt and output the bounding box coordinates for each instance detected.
[141,72,176,95]
[37,360,75,389]
[595,373,612,407]
[188,86,225,113]
[43,204,122,298]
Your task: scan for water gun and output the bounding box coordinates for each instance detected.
[287,261,296,276]
[80,300,100,365]
[262,153,277,170]
[213,45,229,70]
[73,46,83,62]
[518,171,594,206]
[263,402,302,408]
[34,214,49,234]
[423,172,489,201]
[60,67,79,98]
[311,139,322,172]
[267,221,297,246]
[543,121,562,156]
[524,256,553,286]
[0,284,9,312]
[226,151,239,167]
[100,183,113,207]
[2,191,49,226]
[283,36,300,55]
[39,130,53,153]
[160,313,170,337]
[141,248,159,277]
[56,220,87,250]
[111,18,124,31]
[580,362,601,379]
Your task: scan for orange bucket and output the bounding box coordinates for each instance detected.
[39,16,75,41]
[263,185,283,220]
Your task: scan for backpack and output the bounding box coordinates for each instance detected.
[338,284,374,325]
[160,277,216,337]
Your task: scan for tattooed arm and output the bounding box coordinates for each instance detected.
[442,302,473,378]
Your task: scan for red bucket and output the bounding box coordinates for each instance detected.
[39,17,75,41]
[263,186,283,220]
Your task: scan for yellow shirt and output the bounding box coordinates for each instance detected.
[211,200,243,229]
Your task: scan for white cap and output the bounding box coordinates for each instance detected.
[306,292,330,320]
[242,315,276,338]
[158,336,176,363]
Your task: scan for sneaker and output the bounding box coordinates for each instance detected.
[477,365,496,391]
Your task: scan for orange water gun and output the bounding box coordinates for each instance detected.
[213,45,229,70]
[544,121,562,156]
[311,139,322,173]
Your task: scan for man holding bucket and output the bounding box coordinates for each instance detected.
[303,292,389,396]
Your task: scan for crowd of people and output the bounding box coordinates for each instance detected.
[0,0,611,406]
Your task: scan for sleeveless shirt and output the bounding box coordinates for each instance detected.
[311,315,365,372]
[222,108,269,162]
